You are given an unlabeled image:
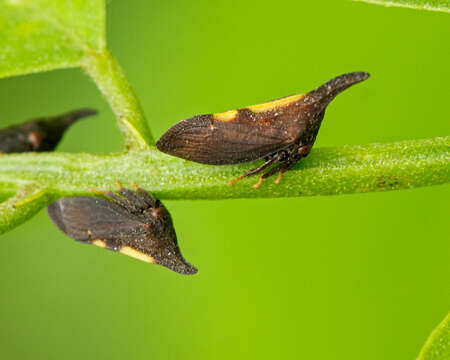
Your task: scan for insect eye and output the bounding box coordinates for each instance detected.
[151,208,163,218]
[27,132,42,149]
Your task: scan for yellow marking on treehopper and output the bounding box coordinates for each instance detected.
[120,246,156,263]
[247,94,305,113]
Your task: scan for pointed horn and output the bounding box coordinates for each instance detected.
[304,72,370,109]
[57,108,98,127]
[160,254,198,275]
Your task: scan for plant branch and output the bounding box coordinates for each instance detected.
[417,312,450,360]
[0,185,52,235]
[352,0,450,13]
[82,50,154,150]
[0,137,448,202]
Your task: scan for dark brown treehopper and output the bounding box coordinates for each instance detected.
[47,183,197,275]
[0,108,97,153]
[157,72,370,188]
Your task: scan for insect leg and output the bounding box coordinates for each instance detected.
[273,159,299,185]
[265,153,305,186]
[118,188,150,211]
[253,156,299,189]
[104,191,140,213]
[101,182,143,213]
[89,186,139,213]
[112,181,154,213]
[250,149,296,189]
[252,177,264,189]
[130,182,157,208]
[228,156,279,186]
[251,162,286,189]
[274,171,284,185]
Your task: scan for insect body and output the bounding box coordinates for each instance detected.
[0,108,97,153]
[47,184,197,275]
[157,72,370,188]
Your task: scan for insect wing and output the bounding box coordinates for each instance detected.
[158,116,290,164]
[47,196,146,243]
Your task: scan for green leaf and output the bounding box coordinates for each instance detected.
[417,313,450,360]
[353,0,450,13]
[0,0,105,78]
[0,0,154,149]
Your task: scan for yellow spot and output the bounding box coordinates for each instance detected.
[92,239,107,248]
[120,246,156,264]
[247,94,305,113]
[212,110,238,122]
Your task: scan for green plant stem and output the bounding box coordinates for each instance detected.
[82,50,154,149]
[0,137,448,202]
[352,0,450,13]
[417,312,449,360]
[0,186,52,235]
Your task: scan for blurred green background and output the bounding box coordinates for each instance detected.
[0,1,449,359]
